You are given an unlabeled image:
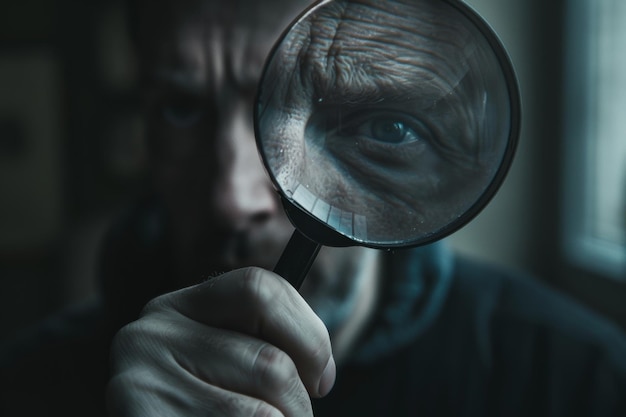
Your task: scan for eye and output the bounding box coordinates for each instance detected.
[370,119,411,143]
[161,99,204,129]
[345,113,429,145]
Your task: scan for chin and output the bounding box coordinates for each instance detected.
[299,246,378,330]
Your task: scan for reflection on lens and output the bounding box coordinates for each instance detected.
[256,0,518,246]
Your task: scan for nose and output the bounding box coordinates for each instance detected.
[211,101,279,230]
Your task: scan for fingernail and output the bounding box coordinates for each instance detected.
[318,356,336,397]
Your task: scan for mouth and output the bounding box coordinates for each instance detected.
[186,226,294,284]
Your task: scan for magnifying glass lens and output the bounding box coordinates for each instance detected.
[256,0,519,249]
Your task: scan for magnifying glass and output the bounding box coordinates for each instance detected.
[254,0,520,289]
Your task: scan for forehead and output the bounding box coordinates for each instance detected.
[137,0,312,37]
[136,0,313,86]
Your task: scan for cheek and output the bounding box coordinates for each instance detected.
[263,111,309,195]
[259,69,315,198]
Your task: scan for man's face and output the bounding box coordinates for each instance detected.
[135,0,377,329]
[136,0,311,283]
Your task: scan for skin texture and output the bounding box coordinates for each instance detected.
[108,0,382,415]
[258,0,512,244]
[108,268,335,416]
[134,0,380,331]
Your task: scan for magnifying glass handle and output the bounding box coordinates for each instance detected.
[274,229,321,290]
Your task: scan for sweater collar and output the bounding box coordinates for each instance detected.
[350,241,454,364]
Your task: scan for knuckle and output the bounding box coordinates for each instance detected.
[251,402,284,417]
[214,395,282,417]
[140,294,169,317]
[214,394,241,416]
[252,343,299,392]
[239,267,277,308]
[109,322,153,375]
[110,321,142,356]
[109,315,179,368]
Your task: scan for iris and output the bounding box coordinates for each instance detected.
[371,119,409,143]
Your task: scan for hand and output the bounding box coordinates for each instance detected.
[107,267,336,417]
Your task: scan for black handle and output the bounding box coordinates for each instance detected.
[273,229,321,289]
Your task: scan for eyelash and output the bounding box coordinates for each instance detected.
[334,110,434,147]
[154,95,206,129]
[162,104,203,129]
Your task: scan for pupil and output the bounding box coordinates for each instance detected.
[372,120,406,143]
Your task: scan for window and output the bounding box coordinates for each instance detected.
[563,0,626,279]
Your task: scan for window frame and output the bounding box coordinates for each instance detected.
[562,0,626,280]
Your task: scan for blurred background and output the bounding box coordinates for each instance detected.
[0,0,624,342]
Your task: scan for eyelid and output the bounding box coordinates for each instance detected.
[336,109,432,143]
[159,95,206,129]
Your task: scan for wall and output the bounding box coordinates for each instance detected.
[0,0,142,340]
[448,0,552,274]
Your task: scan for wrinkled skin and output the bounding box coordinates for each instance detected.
[108,0,382,416]
[259,0,511,244]
[108,268,336,416]
[134,0,378,330]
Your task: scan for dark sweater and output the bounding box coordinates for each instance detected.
[314,256,626,416]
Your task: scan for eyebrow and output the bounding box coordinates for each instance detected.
[147,65,262,97]
[312,65,469,110]
[294,2,479,107]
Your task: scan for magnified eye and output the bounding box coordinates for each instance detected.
[161,100,204,129]
[345,113,429,145]
[370,119,410,143]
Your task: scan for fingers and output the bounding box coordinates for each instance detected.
[107,367,286,417]
[145,267,335,398]
[158,318,318,415]
[108,267,335,417]
[110,303,315,417]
